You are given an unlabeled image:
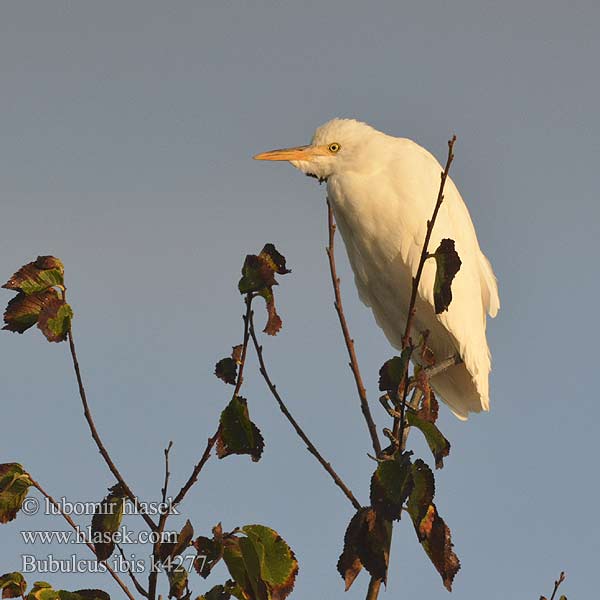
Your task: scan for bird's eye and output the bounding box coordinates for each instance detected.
[328,142,341,153]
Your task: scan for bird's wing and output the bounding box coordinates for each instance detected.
[329,137,498,416]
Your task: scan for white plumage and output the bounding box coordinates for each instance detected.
[255,119,499,419]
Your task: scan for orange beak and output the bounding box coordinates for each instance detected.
[253,145,329,161]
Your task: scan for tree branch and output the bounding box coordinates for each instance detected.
[161,441,173,506]
[249,311,362,511]
[149,295,255,600]
[393,136,457,443]
[117,544,150,598]
[67,328,158,532]
[326,200,382,457]
[28,478,137,600]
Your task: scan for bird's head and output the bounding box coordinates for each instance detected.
[254,118,379,182]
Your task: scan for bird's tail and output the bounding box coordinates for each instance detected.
[429,361,490,420]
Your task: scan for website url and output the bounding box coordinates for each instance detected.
[21,526,178,545]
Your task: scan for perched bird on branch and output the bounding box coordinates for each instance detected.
[254,119,499,419]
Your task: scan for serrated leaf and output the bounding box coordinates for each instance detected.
[238,244,290,336]
[337,508,392,591]
[2,290,59,334]
[90,483,127,561]
[217,397,264,462]
[0,572,26,598]
[0,463,33,524]
[194,524,224,578]
[167,566,188,600]
[432,239,462,314]
[222,526,298,600]
[370,452,414,521]
[241,525,298,600]
[215,357,238,386]
[223,537,264,600]
[378,349,411,395]
[406,412,450,469]
[406,460,460,591]
[3,257,64,295]
[159,519,194,563]
[37,297,73,343]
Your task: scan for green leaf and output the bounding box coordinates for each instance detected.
[223,537,265,600]
[66,592,110,600]
[37,297,73,343]
[0,463,33,524]
[159,519,194,563]
[2,290,59,334]
[406,460,460,591]
[241,525,298,600]
[370,452,414,521]
[58,591,110,600]
[337,508,392,591]
[194,524,224,578]
[167,566,188,600]
[27,582,59,600]
[378,349,411,395]
[238,244,290,336]
[90,483,127,561]
[432,239,462,314]
[217,397,264,462]
[0,572,26,598]
[222,526,298,600]
[406,412,450,469]
[215,357,238,386]
[3,257,65,295]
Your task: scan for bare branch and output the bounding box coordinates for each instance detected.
[249,311,362,511]
[326,200,382,457]
[149,295,255,600]
[117,544,150,598]
[67,328,158,532]
[393,136,457,443]
[161,441,173,505]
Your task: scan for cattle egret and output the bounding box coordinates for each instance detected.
[254,119,499,419]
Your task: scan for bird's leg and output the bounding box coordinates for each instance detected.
[379,393,402,418]
[424,353,463,378]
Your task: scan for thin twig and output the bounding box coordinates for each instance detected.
[161,441,173,505]
[326,200,382,457]
[67,328,158,533]
[149,295,255,600]
[117,544,149,598]
[249,311,362,510]
[543,571,566,600]
[29,478,137,600]
[393,136,457,443]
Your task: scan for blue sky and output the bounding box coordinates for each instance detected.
[1,2,598,599]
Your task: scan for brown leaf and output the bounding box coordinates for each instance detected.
[37,296,73,343]
[2,256,64,294]
[3,289,58,333]
[238,245,290,336]
[337,508,391,590]
[215,357,237,385]
[407,460,460,590]
[432,239,462,314]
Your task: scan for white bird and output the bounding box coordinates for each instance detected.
[254,119,499,419]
